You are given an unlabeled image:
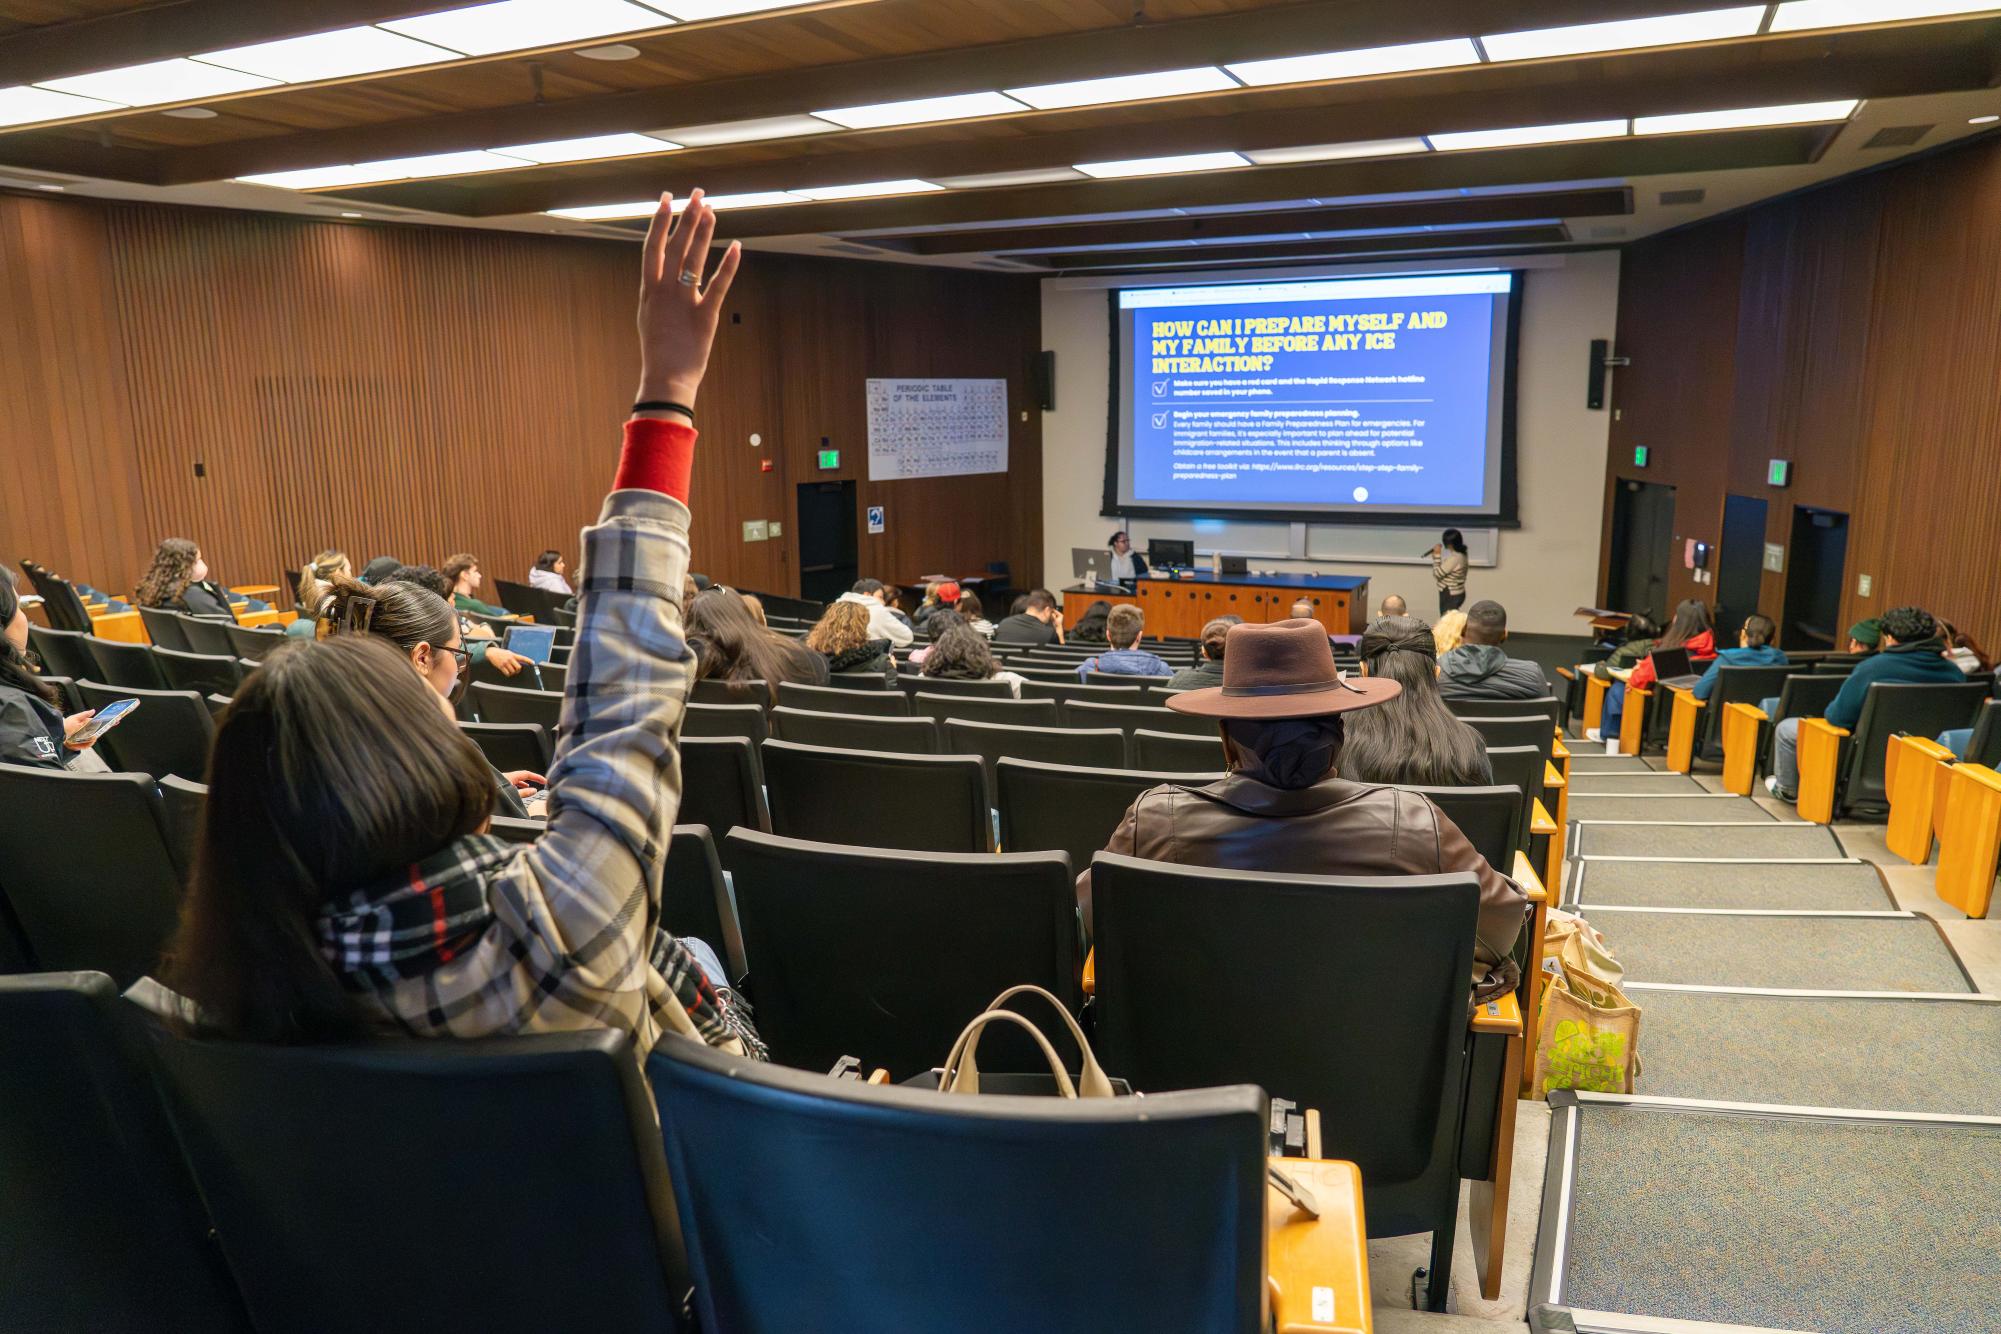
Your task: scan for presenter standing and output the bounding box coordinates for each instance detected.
[1108,530,1149,584]
[1430,529,1468,615]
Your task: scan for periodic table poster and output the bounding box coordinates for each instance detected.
[864,378,1008,481]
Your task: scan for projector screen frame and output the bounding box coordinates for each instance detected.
[1099,271,1523,529]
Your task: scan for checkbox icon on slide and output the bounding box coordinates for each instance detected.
[1151,381,1168,397]
[1150,411,1168,429]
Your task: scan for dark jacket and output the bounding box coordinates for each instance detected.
[1438,644,1550,701]
[178,580,237,621]
[992,613,1058,646]
[0,683,68,769]
[1077,772,1527,1001]
[1165,657,1224,691]
[1825,637,1967,730]
[825,639,895,681]
[1593,637,1656,682]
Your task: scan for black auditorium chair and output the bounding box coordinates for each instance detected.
[942,719,1126,778]
[1019,681,1146,709]
[995,759,1192,872]
[1089,852,1479,1313]
[125,986,693,1334]
[682,702,769,744]
[152,646,245,698]
[1478,746,1545,855]
[1403,784,1524,874]
[648,1033,1267,1334]
[1008,665,1087,684]
[1961,699,2001,768]
[894,675,1014,699]
[204,693,234,720]
[762,740,990,853]
[459,722,552,775]
[176,615,237,657]
[136,605,193,651]
[1458,715,1554,773]
[691,677,770,707]
[769,707,937,755]
[470,681,561,729]
[1065,700,1217,737]
[76,682,214,781]
[156,775,207,884]
[1814,681,1990,818]
[678,736,770,837]
[26,624,95,680]
[664,825,747,985]
[723,829,1079,1078]
[777,681,910,716]
[37,674,83,713]
[1445,694,1560,728]
[1748,673,1847,782]
[911,693,1061,730]
[812,672,894,692]
[222,623,285,662]
[33,572,96,632]
[486,816,546,846]
[1691,664,1795,762]
[83,635,170,690]
[1132,728,1225,773]
[0,974,251,1332]
[0,766,184,985]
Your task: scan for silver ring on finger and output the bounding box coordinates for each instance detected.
[677,269,700,287]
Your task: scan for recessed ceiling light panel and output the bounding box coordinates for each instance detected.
[39,57,278,107]
[1769,0,2001,32]
[0,85,123,126]
[655,114,838,146]
[1480,6,1765,62]
[1245,137,1429,164]
[932,167,1087,188]
[1005,66,1238,110]
[1073,151,1251,179]
[493,132,679,162]
[382,0,672,57]
[1226,38,1479,87]
[791,178,943,201]
[1427,119,1628,151]
[238,149,533,189]
[1633,98,1858,134]
[197,26,461,82]
[811,91,1025,129]
[642,0,809,15]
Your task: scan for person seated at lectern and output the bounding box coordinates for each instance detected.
[1075,619,1525,1000]
[1380,593,1407,618]
[1341,616,1492,788]
[1107,530,1148,583]
[1166,615,1241,690]
[1437,600,1550,702]
[1689,614,1788,702]
[994,589,1063,646]
[1076,605,1171,681]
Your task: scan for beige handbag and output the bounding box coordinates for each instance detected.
[936,985,1115,1098]
[1533,959,1643,1096]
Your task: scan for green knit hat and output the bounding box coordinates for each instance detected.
[1847,617,1883,648]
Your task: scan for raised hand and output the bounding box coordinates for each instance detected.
[636,189,743,412]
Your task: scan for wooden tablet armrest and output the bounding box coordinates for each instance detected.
[1530,799,1558,838]
[1796,718,1851,822]
[1512,849,1547,904]
[1556,666,1576,681]
[1551,736,1570,761]
[1543,761,1564,792]
[1470,991,1522,1036]
[1266,1158,1370,1334]
[1082,948,1095,997]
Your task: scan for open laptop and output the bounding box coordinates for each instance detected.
[506,623,557,664]
[1649,645,1700,688]
[1071,547,1128,592]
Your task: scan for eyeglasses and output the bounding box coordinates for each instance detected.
[436,645,470,672]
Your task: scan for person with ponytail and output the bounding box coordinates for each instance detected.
[0,573,107,769]
[287,549,353,637]
[1339,615,1493,788]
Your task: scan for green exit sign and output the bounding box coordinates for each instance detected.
[1768,458,1791,487]
[1632,445,1649,468]
[817,448,840,469]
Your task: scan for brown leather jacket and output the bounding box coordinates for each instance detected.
[1076,773,1529,1001]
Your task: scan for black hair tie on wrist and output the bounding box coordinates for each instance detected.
[634,400,695,420]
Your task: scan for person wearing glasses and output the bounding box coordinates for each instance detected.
[318,575,543,815]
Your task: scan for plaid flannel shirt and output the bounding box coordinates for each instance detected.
[344,481,758,1056]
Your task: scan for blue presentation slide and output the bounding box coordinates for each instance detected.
[1121,273,1509,509]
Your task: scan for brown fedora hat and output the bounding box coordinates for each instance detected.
[1166,618,1400,720]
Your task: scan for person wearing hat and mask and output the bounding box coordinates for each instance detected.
[1075,618,1528,1002]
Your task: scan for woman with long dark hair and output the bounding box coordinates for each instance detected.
[159,188,762,1058]
[1599,599,1716,745]
[528,549,572,595]
[0,574,106,769]
[1068,598,1114,645]
[920,622,1026,696]
[1428,529,1468,615]
[686,584,828,700]
[1340,616,1492,787]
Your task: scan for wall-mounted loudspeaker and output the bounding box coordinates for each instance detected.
[1032,350,1056,412]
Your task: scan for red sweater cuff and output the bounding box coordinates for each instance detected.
[615,417,696,501]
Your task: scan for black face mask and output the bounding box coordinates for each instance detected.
[1223,716,1345,790]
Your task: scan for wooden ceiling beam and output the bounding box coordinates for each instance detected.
[1018,223,1572,269]
[141,0,1689,185]
[336,30,1994,216]
[571,125,1832,241]
[0,1,453,88]
[866,188,1629,255]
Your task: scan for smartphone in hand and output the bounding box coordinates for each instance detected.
[67,698,139,748]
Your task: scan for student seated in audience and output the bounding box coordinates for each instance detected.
[528,549,573,595]
[805,599,895,682]
[159,188,761,1057]
[905,609,958,666]
[1077,604,1172,680]
[381,563,533,680]
[912,580,960,633]
[687,583,827,700]
[1341,615,1492,788]
[1076,619,1525,998]
[442,553,512,619]
[1288,598,1315,620]
[920,621,1027,696]
[994,588,1063,645]
[1166,614,1241,690]
[1690,613,1787,702]
[1590,612,1661,684]
[1380,593,1407,618]
[835,578,913,646]
[0,574,108,771]
[954,589,996,637]
[1437,599,1550,701]
[740,592,767,626]
[318,575,543,816]
[1432,608,1467,655]
[1594,599,1713,741]
[136,537,237,619]
[1937,619,1991,676]
[1068,597,1113,645]
[288,548,352,637]
[1844,617,1883,656]
[359,555,402,584]
[1767,605,1967,800]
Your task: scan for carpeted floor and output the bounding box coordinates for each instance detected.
[1563,1105,2001,1333]
[1626,988,2001,1114]
[1563,754,1656,774]
[1565,773,1709,796]
[1597,910,1972,992]
[1568,795,1774,823]
[1566,859,1893,911]
[1574,822,1844,859]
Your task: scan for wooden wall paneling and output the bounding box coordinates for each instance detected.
[688,262,793,596]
